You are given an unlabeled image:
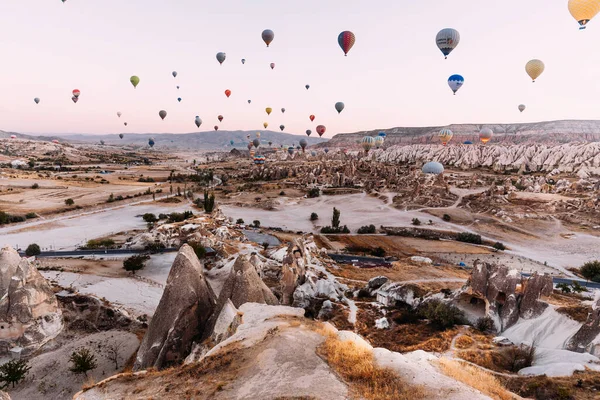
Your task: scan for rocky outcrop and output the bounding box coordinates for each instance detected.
[58,294,137,332]
[280,240,308,305]
[0,246,63,354]
[566,294,600,354]
[453,261,553,332]
[134,244,216,371]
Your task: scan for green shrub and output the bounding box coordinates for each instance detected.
[123,255,150,274]
[411,218,421,226]
[418,299,466,330]
[581,260,600,283]
[142,213,158,223]
[25,212,37,219]
[236,218,245,224]
[31,183,39,189]
[307,188,320,198]
[493,242,506,251]
[0,359,30,388]
[457,232,483,245]
[371,247,386,257]
[357,224,376,234]
[69,348,97,376]
[188,242,206,259]
[25,243,41,257]
[475,316,495,332]
[442,214,451,222]
[310,213,318,221]
[556,283,571,293]
[65,198,74,206]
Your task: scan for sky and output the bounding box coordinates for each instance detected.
[1,0,600,137]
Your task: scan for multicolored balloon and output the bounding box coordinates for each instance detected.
[374,136,384,148]
[338,31,356,56]
[362,136,375,153]
[448,74,464,95]
[130,76,140,88]
[438,128,453,145]
[72,89,80,98]
[262,29,275,47]
[71,96,78,103]
[422,161,444,175]
[436,28,460,59]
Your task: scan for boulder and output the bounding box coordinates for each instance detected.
[133,244,216,370]
[367,276,389,291]
[0,246,63,354]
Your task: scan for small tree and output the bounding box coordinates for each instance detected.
[188,242,206,259]
[411,218,421,226]
[571,281,587,293]
[253,220,261,228]
[236,218,245,224]
[418,299,466,330]
[31,183,39,189]
[69,348,98,376]
[123,255,150,274]
[556,283,572,294]
[0,359,31,389]
[262,242,270,251]
[307,188,320,198]
[106,341,123,370]
[142,213,158,224]
[25,243,41,257]
[204,191,215,213]
[65,198,75,206]
[332,207,341,229]
[475,316,495,332]
[581,260,600,283]
[493,242,506,251]
[310,212,319,221]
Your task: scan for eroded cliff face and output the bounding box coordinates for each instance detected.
[0,246,63,354]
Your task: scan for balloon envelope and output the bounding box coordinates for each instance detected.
[71,96,78,103]
[422,162,444,175]
[270,63,275,70]
[265,107,272,115]
[306,130,312,137]
[305,84,310,90]
[172,71,177,78]
[518,104,526,112]
[159,110,167,120]
[361,136,374,152]
[130,76,140,88]
[117,112,122,117]
[280,125,285,131]
[253,138,260,148]
[148,138,155,148]
[436,28,460,58]
[225,89,231,98]
[248,100,252,104]
[262,29,275,47]
[374,136,384,148]
[299,139,308,152]
[281,108,286,113]
[448,75,464,94]
[216,52,226,65]
[195,116,202,128]
[438,128,453,145]
[34,98,40,104]
[309,115,315,122]
[119,134,124,139]
[241,59,246,64]
[214,126,219,131]
[525,60,545,82]
[479,128,493,144]
[177,97,182,102]
[338,31,356,56]
[316,125,326,137]
[218,115,224,122]
[263,122,268,128]
[568,0,600,29]
[335,102,345,114]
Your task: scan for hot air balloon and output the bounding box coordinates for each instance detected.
[256,132,261,138]
[448,75,464,95]
[100,140,105,146]
[52,140,59,144]
[117,112,122,118]
[306,130,312,137]
[71,96,78,104]
[247,143,253,150]
[438,128,453,145]
[362,136,374,153]
[316,125,326,137]
[218,115,224,122]
[324,148,329,154]
[225,89,231,98]
[172,71,177,78]
[230,140,235,146]
[119,134,124,139]
[247,134,251,140]
[195,116,202,128]
[263,122,268,129]
[374,136,384,149]
[176,86,180,90]
[73,89,80,98]
[568,0,600,29]
[280,125,285,131]
[10,135,16,139]
[311,151,317,157]
[422,162,444,175]
[309,115,315,122]
[378,132,387,138]
[148,138,155,148]
[335,102,345,114]
[519,104,526,112]
[305,84,310,90]
[124,122,128,126]
[177,97,182,102]
[216,52,226,65]
[463,141,473,145]
[254,155,266,165]
[479,128,493,144]
[159,110,167,120]
[130,76,140,88]
[526,59,545,82]
[248,100,252,104]
[270,63,275,70]
[214,126,219,131]
[338,31,356,56]
[288,146,294,155]
[436,28,460,59]
[34,98,40,104]
[281,108,286,114]
[299,139,308,152]
[265,107,272,115]
[253,138,260,148]
[241,59,246,64]
[262,29,274,47]
[268,141,272,147]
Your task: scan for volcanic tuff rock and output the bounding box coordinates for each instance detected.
[0,246,63,354]
[280,239,308,305]
[133,244,216,371]
[566,294,600,355]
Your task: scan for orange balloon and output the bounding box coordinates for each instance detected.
[225,89,231,98]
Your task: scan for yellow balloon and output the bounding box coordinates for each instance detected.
[568,0,600,29]
[263,122,269,129]
[265,107,272,115]
[438,129,453,146]
[525,59,545,82]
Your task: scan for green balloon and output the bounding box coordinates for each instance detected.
[130,76,140,88]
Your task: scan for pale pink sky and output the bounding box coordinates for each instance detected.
[1,0,599,137]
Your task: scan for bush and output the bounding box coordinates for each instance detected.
[571,280,587,293]
[144,242,165,252]
[320,225,351,234]
[31,183,39,189]
[371,247,386,257]
[418,299,466,330]
[25,243,41,257]
[502,343,536,373]
[65,198,74,206]
[0,359,31,389]
[253,220,261,228]
[307,188,320,198]
[475,316,495,332]
[188,242,206,259]
[493,242,506,251]
[25,212,37,219]
[556,283,572,294]
[123,255,150,274]
[236,218,245,224]
[142,213,158,224]
[357,224,376,234]
[69,348,98,376]
[279,191,286,196]
[262,242,269,251]
[310,212,318,221]
[411,218,421,226]
[457,232,483,245]
[168,211,194,223]
[442,214,451,222]
[85,238,115,249]
[203,191,215,213]
[581,260,600,282]
[332,207,340,229]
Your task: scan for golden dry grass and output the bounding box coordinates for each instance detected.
[318,335,427,400]
[439,359,519,400]
[455,335,475,349]
[457,350,507,372]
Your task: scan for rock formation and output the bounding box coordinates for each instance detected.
[566,294,600,355]
[134,244,216,370]
[0,246,63,354]
[453,261,553,332]
[280,240,308,305]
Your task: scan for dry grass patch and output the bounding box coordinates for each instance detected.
[455,335,475,349]
[502,370,600,400]
[439,359,518,400]
[318,335,426,400]
[556,305,592,323]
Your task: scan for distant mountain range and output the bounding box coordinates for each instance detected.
[319,120,600,148]
[0,130,327,150]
